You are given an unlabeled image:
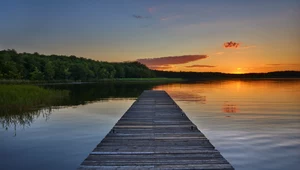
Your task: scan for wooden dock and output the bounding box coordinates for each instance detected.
[78,90,234,170]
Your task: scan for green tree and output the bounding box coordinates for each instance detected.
[0,50,156,81]
[2,61,21,79]
[115,65,125,78]
[98,68,109,79]
[69,64,88,81]
[30,67,44,80]
[45,61,55,80]
[64,68,71,80]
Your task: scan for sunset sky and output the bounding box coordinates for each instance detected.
[1,0,299,73]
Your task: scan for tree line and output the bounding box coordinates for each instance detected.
[154,70,300,79]
[0,49,155,81]
[1,49,299,81]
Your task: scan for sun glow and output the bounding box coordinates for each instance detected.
[232,68,244,74]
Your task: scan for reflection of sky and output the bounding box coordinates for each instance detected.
[0,80,300,170]
[154,80,300,113]
[0,100,134,170]
[153,80,300,170]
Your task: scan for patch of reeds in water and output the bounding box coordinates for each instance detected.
[0,85,69,131]
[0,85,69,112]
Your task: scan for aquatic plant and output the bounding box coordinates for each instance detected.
[0,85,69,135]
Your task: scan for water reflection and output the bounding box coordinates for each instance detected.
[176,95,206,103]
[1,79,300,170]
[152,79,300,170]
[153,83,207,103]
[44,82,164,105]
[1,107,53,136]
[223,102,238,113]
[154,79,300,116]
[1,82,168,131]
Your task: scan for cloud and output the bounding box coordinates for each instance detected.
[149,65,174,70]
[223,41,256,49]
[266,64,282,66]
[240,45,256,49]
[137,55,208,67]
[185,65,216,68]
[266,64,300,66]
[132,15,150,19]
[224,41,240,48]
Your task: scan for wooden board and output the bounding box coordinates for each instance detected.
[78,90,234,170]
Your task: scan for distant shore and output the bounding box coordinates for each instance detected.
[0,78,185,85]
[1,77,300,85]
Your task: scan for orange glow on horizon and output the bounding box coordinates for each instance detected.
[149,64,300,73]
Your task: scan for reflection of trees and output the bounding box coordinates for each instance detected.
[1,82,164,132]
[45,82,164,105]
[0,107,54,136]
[222,102,238,113]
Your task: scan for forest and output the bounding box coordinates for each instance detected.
[1,49,299,81]
[0,49,155,81]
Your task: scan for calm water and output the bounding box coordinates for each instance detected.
[1,80,299,170]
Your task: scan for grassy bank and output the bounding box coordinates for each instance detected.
[0,85,69,114]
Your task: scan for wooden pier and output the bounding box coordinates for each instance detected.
[78,90,234,170]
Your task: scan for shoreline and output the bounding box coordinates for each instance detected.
[0,78,186,85]
[1,77,300,85]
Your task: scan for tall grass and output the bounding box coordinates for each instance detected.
[0,85,69,114]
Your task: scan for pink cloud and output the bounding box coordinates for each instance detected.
[266,64,300,66]
[224,41,240,48]
[149,65,174,70]
[223,41,256,49]
[137,55,208,67]
[185,65,216,68]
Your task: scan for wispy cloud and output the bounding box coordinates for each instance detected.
[185,65,216,68]
[149,65,174,70]
[132,15,150,19]
[266,64,282,66]
[266,64,300,66]
[240,45,256,49]
[137,55,208,67]
[224,41,240,48]
[223,41,256,50]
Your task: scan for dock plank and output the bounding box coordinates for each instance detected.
[78,90,234,170]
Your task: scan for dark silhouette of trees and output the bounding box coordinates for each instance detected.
[154,70,300,79]
[1,49,299,81]
[0,49,155,81]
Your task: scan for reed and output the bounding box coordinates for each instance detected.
[0,85,69,114]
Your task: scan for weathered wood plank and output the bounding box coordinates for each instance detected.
[78,90,234,170]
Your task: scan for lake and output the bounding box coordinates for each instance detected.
[1,79,300,170]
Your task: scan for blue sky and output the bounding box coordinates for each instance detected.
[1,0,299,72]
